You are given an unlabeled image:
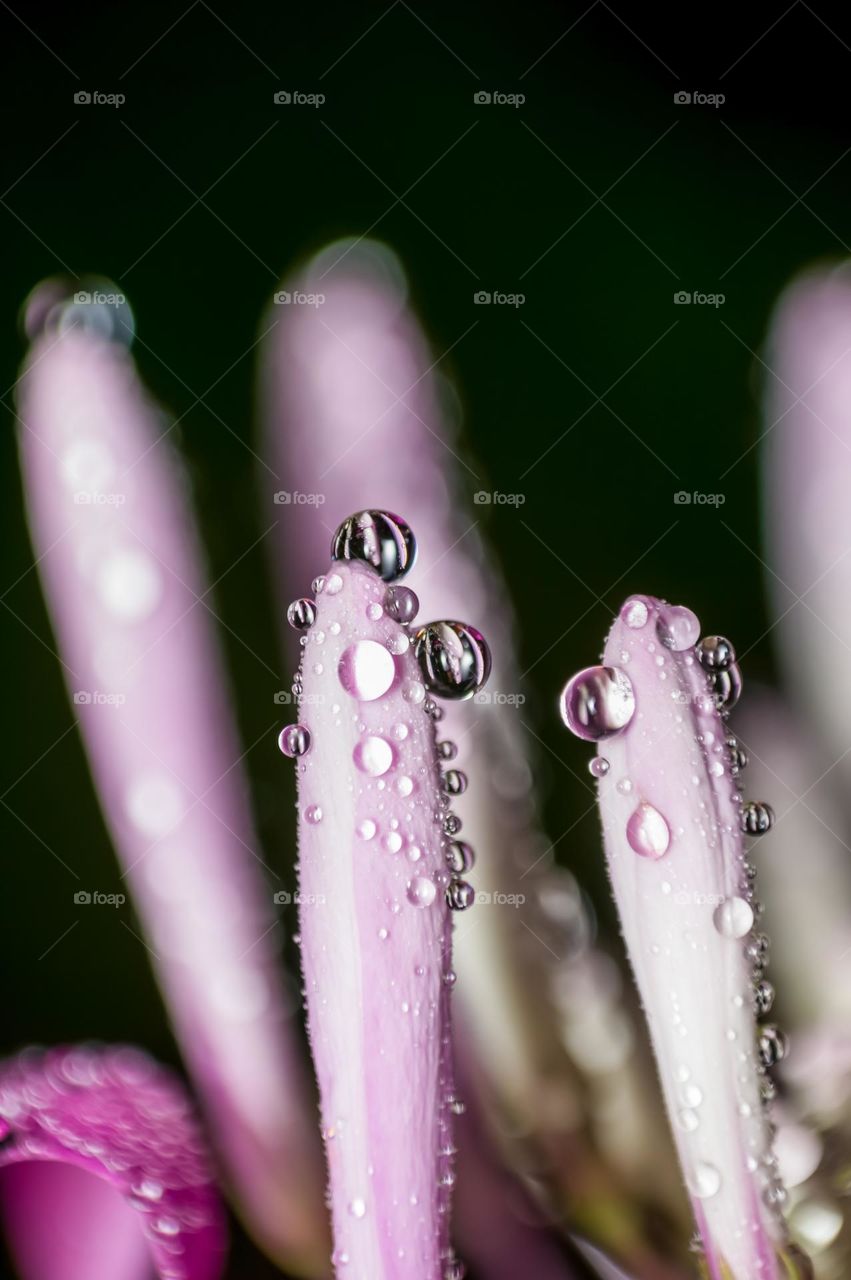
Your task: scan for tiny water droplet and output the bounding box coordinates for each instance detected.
[677,1108,700,1132]
[383,832,403,854]
[366,602,384,620]
[353,736,394,777]
[348,1198,366,1219]
[437,739,457,760]
[616,777,633,794]
[713,897,754,939]
[384,585,420,623]
[689,1162,721,1199]
[441,769,467,796]
[357,819,377,841]
[741,801,774,835]
[626,802,671,859]
[304,805,323,824]
[325,573,343,595]
[560,666,636,741]
[696,635,736,671]
[589,756,610,778]
[278,724,311,757]
[446,880,475,911]
[621,596,649,629]
[401,680,425,705]
[445,841,475,873]
[395,775,414,797]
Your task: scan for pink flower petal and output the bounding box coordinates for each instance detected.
[293,557,486,1279]
[561,596,810,1280]
[15,293,326,1269]
[0,1045,226,1280]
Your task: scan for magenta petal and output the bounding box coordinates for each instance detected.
[294,560,474,1278]
[0,1045,226,1280]
[15,304,326,1268]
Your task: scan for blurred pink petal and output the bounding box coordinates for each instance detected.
[560,597,810,1280]
[292,554,488,1278]
[0,1045,226,1280]
[15,289,327,1271]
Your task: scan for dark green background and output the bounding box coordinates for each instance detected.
[1,3,848,1275]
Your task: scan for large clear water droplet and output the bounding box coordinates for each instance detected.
[287,598,316,630]
[657,603,701,651]
[560,666,635,741]
[413,621,491,701]
[446,880,475,911]
[331,511,417,581]
[696,634,736,670]
[353,735,394,777]
[338,641,395,701]
[589,756,610,778]
[407,877,436,908]
[278,724,311,757]
[384,585,419,623]
[445,841,475,873]
[713,896,754,939]
[626,802,671,859]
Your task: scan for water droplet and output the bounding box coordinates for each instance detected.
[443,814,462,836]
[378,927,389,941]
[616,777,633,794]
[278,724,311,757]
[385,632,410,655]
[402,680,425,705]
[304,805,323,825]
[366,602,384,621]
[681,1083,703,1107]
[392,723,409,741]
[325,573,343,595]
[312,575,326,594]
[754,979,774,1016]
[445,841,475,873]
[589,756,610,778]
[626,802,671,859]
[689,1162,721,1199]
[353,735,394,777]
[357,819,377,840]
[338,641,395,701]
[331,511,417,581]
[741,801,774,835]
[621,596,649,629]
[559,666,636,741]
[677,1108,700,1132]
[287,598,316,630]
[395,775,414,797]
[384,585,420,623]
[443,969,457,987]
[709,663,743,711]
[441,769,467,796]
[447,880,475,911]
[408,877,436,908]
[413,621,491,701]
[348,1198,366,1219]
[437,740,457,760]
[713,897,754,939]
[383,832,403,854]
[696,635,736,671]
[407,844,422,862]
[657,603,700,651]
[758,1024,788,1068]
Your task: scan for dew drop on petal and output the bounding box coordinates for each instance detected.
[304,804,323,825]
[689,1162,721,1199]
[656,604,701,651]
[325,573,343,595]
[278,724,311,757]
[713,897,754,939]
[353,736,394,777]
[626,802,671,859]
[589,757,610,778]
[677,1109,700,1132]
[383,832,403,854]
[621,597,649,629]
[408,877,436,908]
[356,819,377,841]
[338,641,395,701]
[348,1198,366,1219]
[559,666,635,741]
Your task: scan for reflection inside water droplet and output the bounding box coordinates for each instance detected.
[560,666,636,741]
[338,641,395,701]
